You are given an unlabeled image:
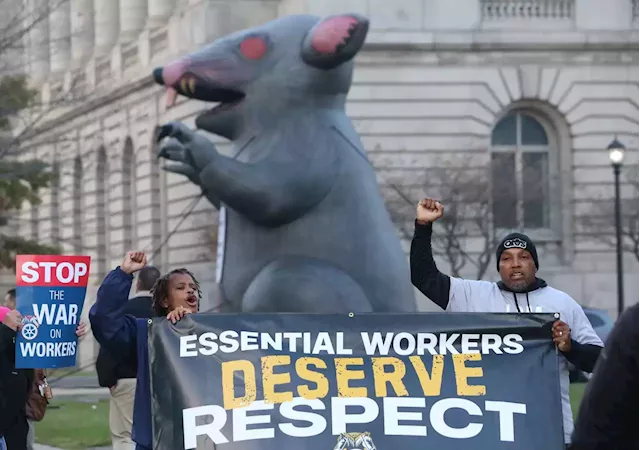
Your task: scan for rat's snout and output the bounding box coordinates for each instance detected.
[153,59,188,87]
[153,58,203,107]
[152,67,163,85]
[152,53,245,109]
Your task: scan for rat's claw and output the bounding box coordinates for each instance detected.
[157,138,186,161]
[163,162,196,178]
[157,121,193,143]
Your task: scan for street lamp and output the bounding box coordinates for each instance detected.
[608,137,626,317]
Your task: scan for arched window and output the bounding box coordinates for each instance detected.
[149,126,163,267]
[51,161,60,246]
[30,205,38,241]
[490,111,552,231]
[72,156,83,254]
[122,138,136,251]
[96,147,108,277]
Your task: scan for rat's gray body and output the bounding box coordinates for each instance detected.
[154,14,416,313]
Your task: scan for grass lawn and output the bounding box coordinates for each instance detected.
[47,368,96,378]
[35,398,111,450]
[570,382,587,418]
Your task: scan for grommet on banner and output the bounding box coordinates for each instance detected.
[553,313,560,319]
[348,312,354,318]
[148,319,153,325]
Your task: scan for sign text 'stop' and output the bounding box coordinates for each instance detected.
[16,255,91,287]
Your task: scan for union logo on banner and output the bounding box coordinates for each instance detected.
[333,432,377,450]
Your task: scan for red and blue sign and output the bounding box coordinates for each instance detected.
[15,255,91,369]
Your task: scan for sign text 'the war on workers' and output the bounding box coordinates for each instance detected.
[15,255,91,368]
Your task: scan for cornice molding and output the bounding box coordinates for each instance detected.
[363,30,639,52]
[364,40,639,53]
[20,76,156,141]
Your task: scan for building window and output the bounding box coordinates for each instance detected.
[96,147,108,277]
[30,206,38,241]
[122,138,136,251]
[490,111,551,231]
[72,156,83,254]
[149,126,164,268]
[51,161,60,246]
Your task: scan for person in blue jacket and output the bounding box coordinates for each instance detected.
[89,251,201,450]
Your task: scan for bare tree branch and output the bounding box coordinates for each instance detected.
[0,0,69,59]
[0,0,75,266]
[384,152,559,280]
[578,168,639,260]
[385,155,502,279]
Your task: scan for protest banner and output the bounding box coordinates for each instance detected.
[149,312,565,450]
[14,255,91,369]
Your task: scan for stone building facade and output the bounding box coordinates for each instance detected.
[1,0,638,367]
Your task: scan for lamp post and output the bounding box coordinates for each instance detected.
[608,138,625,317]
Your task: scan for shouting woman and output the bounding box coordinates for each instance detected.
[89,252,201,450]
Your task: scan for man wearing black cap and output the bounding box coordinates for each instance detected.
[410,198,603,448]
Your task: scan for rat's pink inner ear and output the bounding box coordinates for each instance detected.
[301,14,369,70]
[310,16,359,54]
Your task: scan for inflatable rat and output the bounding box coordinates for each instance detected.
[153,13,416,313]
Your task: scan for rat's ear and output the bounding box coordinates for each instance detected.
[300,14,369,70]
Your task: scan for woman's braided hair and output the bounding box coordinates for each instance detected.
[150,268,202,317]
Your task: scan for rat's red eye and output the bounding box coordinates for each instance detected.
[239,36,268,60]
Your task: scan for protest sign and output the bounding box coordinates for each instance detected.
[14,255,91,369]
[149,313,565,450]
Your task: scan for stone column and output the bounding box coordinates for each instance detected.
[120,0,147,41]
[70,0,94,66]
[28,0,50,84]
[148,0,177,28]
[94,0,119,56]
[49,2,71,75]
[0,1,25,75]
